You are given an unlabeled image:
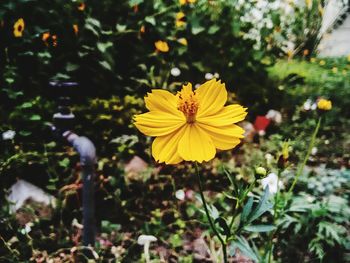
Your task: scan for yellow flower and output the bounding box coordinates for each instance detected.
[73,24,79,35]
[13,18,25,37]
[281,141,290,160]
[310,58,316,63]
[176,12,186,28]
[332,67,338,73]
[305,0,312,9]
[52,34,57,47]
[180,0,196,5]
[318,4,324,16]
[78,2,85,11]
[42,32,50,43]
[347,54,350,62]
[319,60,325,66]
[178,38,188,46]
[317,98,332,111]
[134,79,247,164]
[154,40,169,52]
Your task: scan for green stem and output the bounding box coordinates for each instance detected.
[288,117,322,194]
[228,179,256,233]
[195,163,227,263]
[267,169,282,263]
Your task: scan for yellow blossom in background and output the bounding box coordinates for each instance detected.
[318,4,324,16]
[42,32,50,43]
[154,40,169,52]
[332,67,338,73]
[317,98,332,111]
[347,54,350,62]
[342,69,347,75]
[73,24,79,35]
[305,0,312,9]
[281,141,290,160]
[78,2,85,11]
[140,25,146,33]
[134,79,247,164]
[287,50,293,59]
[176,12,186,27]
[180,0,196,5]
[178,38,188,46]
[319,60,325,66]
[52,34,57,47]
[310,58,316,63]
[13,18,25,37]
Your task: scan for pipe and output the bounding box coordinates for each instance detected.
[64,131,96,247]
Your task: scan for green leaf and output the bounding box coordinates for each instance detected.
[208,25,220,34]
[116,24,127,32]
[192,25,205,35]
[244,225,276,232]
[97,42,113,53]
[208,204,219,220]
[229,236,260,262]
[247,186,272,224]
[21,102,33,108]
[59,158,70,168]
[19,130,32,136]
[30,115,41,121]
[66,63,79,72]
[86,18,101,28]
[99,61,112,71]
[241,197,254,223]
[145,16,156,26]
[85,24,99,36]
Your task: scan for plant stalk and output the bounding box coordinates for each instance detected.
[195,163,227,263]
[288,117,322,194]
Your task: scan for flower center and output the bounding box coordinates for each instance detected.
[177,84,199,123]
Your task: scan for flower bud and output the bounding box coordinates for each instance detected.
[255,166,267,178]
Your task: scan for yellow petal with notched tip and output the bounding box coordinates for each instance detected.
[145,89,179,114]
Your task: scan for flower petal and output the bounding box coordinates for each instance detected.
[134,111,185,136]
[197,123,244,150]
[178,124,216,163]
[152,126,187,164]
[197,104,247,126]
[195,79,227,117]
[145,89,179,114]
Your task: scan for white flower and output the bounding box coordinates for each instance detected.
[170,67,181,77]
[303,99,312,111]
[137,235,157,263]
[266,109,282,124]
[2,130,16,140]
[261,173,283,194]
[205,73,214,80]
[21,222,33,234]
[175,189,185,201]
[265,153,274,165]
[213,72,220,79]
[311,147,318,155]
